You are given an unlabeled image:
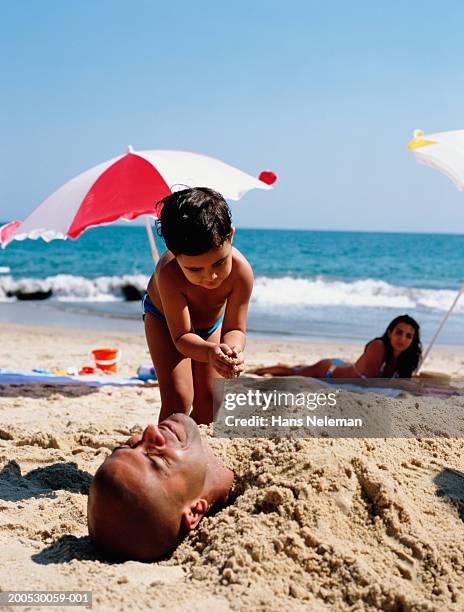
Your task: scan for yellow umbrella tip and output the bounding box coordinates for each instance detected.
[408,129,437,150]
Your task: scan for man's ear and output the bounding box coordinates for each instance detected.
[229,227,235,243]
[181,499,209,531]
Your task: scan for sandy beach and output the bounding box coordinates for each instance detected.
[0,322,463,610]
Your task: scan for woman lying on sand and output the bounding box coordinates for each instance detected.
[252,315,422,379]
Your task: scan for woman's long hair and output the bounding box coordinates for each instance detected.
[367,314,422,377]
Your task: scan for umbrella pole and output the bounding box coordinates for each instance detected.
[144,216,159,267]
[418,284,464,372]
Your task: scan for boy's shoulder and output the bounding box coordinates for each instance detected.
[231,247,253,280]
[156,249,175,269]
[231,247,252,269]
[155,251,184,283]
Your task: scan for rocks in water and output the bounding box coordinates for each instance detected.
[8,289,53,300]
[121,284,143,301]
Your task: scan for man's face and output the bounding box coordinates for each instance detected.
[88,414,209,560]
[107,414,208,506]
[176,239,233,289]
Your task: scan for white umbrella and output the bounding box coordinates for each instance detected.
[408,128,463,369]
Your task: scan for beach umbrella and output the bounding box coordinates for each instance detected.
[0,147,277,264]
[407,128,464,368]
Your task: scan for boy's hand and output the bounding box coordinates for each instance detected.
[229,345,243,356]
[229,345,245,367]
[209,344,245,379]
[227,345,245,378]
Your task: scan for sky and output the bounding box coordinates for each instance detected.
[1,0,464,233]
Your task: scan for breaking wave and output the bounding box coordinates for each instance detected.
[0,274,462,314]
[251,276,464,313]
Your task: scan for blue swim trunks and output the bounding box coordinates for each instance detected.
[142,293,224,340]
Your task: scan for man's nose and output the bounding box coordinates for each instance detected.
[141,424,166,446]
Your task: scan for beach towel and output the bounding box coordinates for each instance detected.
[322,380,462,399]
[322,382,403,397]
[0,369,147,387]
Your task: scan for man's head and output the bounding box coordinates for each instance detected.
[155,187,233,257]
[87,414,233,562]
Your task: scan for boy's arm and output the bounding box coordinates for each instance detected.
[221,260,254,354]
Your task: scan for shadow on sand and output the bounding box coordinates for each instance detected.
[434,468,464,522]
[0,460,92,502]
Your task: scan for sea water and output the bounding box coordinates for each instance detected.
[1,225,463,345]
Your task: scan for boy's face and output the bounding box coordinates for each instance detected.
[176,234,234,289]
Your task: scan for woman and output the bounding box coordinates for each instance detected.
[252,315,422,379]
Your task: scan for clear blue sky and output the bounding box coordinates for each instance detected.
[1,0,464,233]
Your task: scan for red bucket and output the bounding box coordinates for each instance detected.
[91,348,121,373]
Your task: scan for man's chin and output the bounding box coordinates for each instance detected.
[162,413,198,442]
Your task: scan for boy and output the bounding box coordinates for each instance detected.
[144,187,253,424]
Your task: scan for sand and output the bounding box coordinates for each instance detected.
[0,323,463,610]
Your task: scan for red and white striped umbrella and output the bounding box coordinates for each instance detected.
[0,147,277,248]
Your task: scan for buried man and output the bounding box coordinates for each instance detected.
[87,413,234,562]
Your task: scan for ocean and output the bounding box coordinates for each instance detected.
[1,225,463,345]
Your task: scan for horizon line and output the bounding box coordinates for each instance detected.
[1,220,463,238]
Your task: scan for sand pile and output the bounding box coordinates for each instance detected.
[165,433,464,610]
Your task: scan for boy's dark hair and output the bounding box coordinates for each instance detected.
[155,187,232,256]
